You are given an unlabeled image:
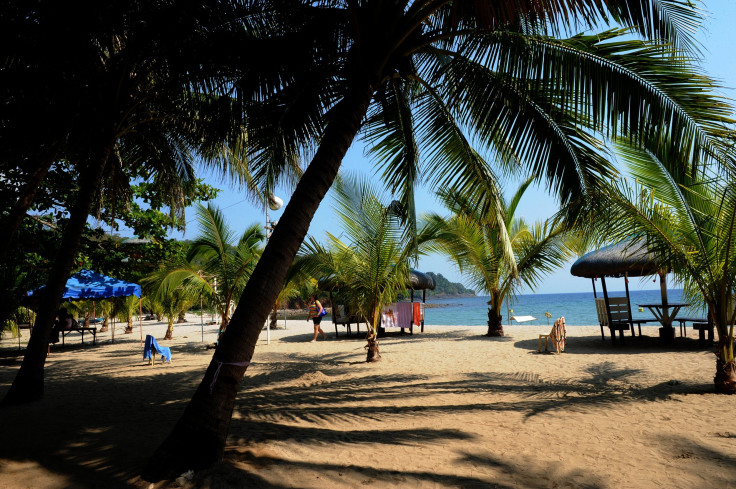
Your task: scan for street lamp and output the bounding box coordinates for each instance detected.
[265,194,283,239]
[265,193,283,344]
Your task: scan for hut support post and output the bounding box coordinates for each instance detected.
[591,279,597,298]
[624,272,635,335]
[422,289,426,332]
[657,271,675,342]
[139,298,143,346]
[601,277,614,340]
[330,291,337,338]
[659,272,670,325]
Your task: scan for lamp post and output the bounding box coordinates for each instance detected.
[265,193,283,344]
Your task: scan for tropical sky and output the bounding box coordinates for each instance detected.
[164,0,735,295]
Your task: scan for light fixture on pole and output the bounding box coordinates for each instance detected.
[265,193,283,344]
[265,193,283,239]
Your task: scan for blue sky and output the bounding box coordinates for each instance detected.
[174,0,735,295]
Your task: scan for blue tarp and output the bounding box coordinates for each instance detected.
[28,269,141,300]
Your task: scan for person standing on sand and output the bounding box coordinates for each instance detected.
[307,295,327,342]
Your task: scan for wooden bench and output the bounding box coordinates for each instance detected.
[692,322,714,347]
[675,317,708,337]
[61,327,97,345]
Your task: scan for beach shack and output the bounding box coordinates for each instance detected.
[319,269,436,337]
[570,240,679,343]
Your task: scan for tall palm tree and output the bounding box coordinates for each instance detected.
[144,1,734,480]
[299,174,422,360]
[425,177,571,336]
[145,204,264,337]
[594,145,736,394]
[1,1,254,405]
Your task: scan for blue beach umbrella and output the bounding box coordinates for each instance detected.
[28,269,142,300]
[27,269,143,343]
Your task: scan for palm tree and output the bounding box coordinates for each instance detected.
[2,1,255,405]
[152,287,197,341]
[425,177,571,336]
[145,204,264,337]
[97,300,114,333]
[114,296,140,335]
[144,1,734,480]
[594,145,736,394]
[299,174,422,360]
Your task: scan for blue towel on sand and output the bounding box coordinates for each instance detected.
[143,334,171,362]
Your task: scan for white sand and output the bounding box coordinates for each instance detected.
[0,315,733,489]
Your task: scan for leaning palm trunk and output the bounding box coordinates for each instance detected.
[100,315,109,333]
[142,84,374,481]
[2,154,110,405]
[164,317,175,340]
[365,331,381,362]
[365,310,381,362]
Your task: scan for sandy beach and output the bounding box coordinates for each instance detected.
[0,316,734,489]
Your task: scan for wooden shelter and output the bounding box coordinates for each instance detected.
[318,269,436,335]
[570,240,672,340]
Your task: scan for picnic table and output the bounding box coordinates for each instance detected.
[61,326,97,345]
[638,302,689,341]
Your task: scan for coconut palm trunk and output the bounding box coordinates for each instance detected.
[1,151,110,405]
[142,84,374,480]
[485,292,504,336]
[366,309,381,362]
[712,305,736,394]
[165,317,175,340]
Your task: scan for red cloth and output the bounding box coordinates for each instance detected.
[413,302,421,326]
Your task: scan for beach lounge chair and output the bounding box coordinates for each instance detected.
[143,334,171,365]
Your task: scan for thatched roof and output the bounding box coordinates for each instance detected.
[406,269,436,290]
[570,240,661,278]
[318,268,436,291]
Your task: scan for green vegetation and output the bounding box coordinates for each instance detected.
[1,0,734,484]
[425,177,571,336]
[593,144,736,393]
[297,174,430,361]
[423,273,475,298]
[145,204,264,338]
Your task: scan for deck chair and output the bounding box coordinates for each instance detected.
[143,334,171,365]
[595,297,633,343]
[596,297,656,344]
[538,317,566,353]
[549,317,566,353]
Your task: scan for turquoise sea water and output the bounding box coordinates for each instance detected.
[423,289,704,327]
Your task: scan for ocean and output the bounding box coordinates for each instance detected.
[423,289,705,327]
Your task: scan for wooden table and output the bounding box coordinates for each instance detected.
[638,302,690,341]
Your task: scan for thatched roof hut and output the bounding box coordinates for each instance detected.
[318,268,436,292]
[570,240,660,279]
[570,240,673,343]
